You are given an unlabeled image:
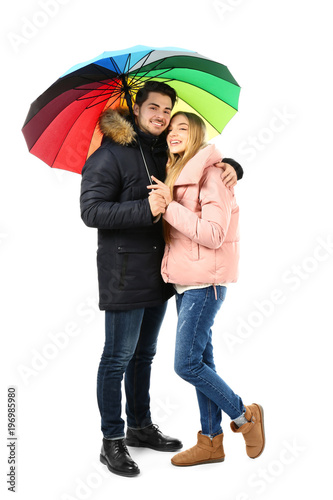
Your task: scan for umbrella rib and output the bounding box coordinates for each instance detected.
[75,79,124,104]
[109,57,122,74]
[90,63,121,81]
[85,84,126,109]
[124,53,131,74]
[176,94,220,133]
[133,72,176,86]
[67,64,121,89]
[72,81,116,91]
[71,79,121,98]
[76,86,121,103]
[76,79,135,109]
[75,86,115,100]
[126,51,154,82]
[129,56,171,83]
[86,93,122,109]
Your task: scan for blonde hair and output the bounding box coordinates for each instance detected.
[164,112,207,242]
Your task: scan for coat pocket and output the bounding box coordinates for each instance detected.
[116,240,161,291]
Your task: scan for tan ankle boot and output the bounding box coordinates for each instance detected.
[171,431,225,467]
[230,404,265,459]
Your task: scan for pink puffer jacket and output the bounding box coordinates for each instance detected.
[161,144,239,285]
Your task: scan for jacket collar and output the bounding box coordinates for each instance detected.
[136,127,167,152]
[174,144,222,186]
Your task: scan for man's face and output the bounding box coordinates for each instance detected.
[133,92,172,136]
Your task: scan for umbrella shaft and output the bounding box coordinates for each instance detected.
[122,76,153,185]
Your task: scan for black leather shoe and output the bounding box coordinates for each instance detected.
[100,438,140,477]
[126,424,183,452]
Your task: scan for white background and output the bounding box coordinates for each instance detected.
[1,0,332,499]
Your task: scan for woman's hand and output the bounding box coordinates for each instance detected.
[147,176,172,206]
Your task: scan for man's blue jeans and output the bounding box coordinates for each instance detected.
[97,302,168,439]
[175,286,245,436]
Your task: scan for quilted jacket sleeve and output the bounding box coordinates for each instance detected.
[80,148,153,229]
[163,167,233,249]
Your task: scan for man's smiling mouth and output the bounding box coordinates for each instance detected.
[151,121,164,127]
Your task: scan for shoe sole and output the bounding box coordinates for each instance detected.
[250,404,265,459]
[125,439,182,452]
[171,457,225,467]
[100,454,140,477]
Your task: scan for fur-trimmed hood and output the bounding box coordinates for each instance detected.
[99,108,136,146]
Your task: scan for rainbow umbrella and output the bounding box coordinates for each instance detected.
[22,45,240,174]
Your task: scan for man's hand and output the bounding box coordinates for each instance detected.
[215,162,238,188]
[148,191,166,217]
[147,176,172,206]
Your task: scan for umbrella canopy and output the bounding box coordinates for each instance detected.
[22,45,240,174]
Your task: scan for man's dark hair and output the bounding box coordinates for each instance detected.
[135,81,177,108]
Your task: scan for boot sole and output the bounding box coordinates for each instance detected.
[100,454,140,477]
[250,404,265,459]
[171,457,225,467]
[126,439,182,452]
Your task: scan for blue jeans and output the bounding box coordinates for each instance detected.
[97,302,168,439]
[175,286,245,436]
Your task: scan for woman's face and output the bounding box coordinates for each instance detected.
[167,114,189,154]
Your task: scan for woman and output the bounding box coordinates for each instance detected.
[147,112,265,466]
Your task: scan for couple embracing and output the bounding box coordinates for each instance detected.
[80,80,265,477]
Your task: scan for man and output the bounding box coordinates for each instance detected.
[80,81,243,477]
